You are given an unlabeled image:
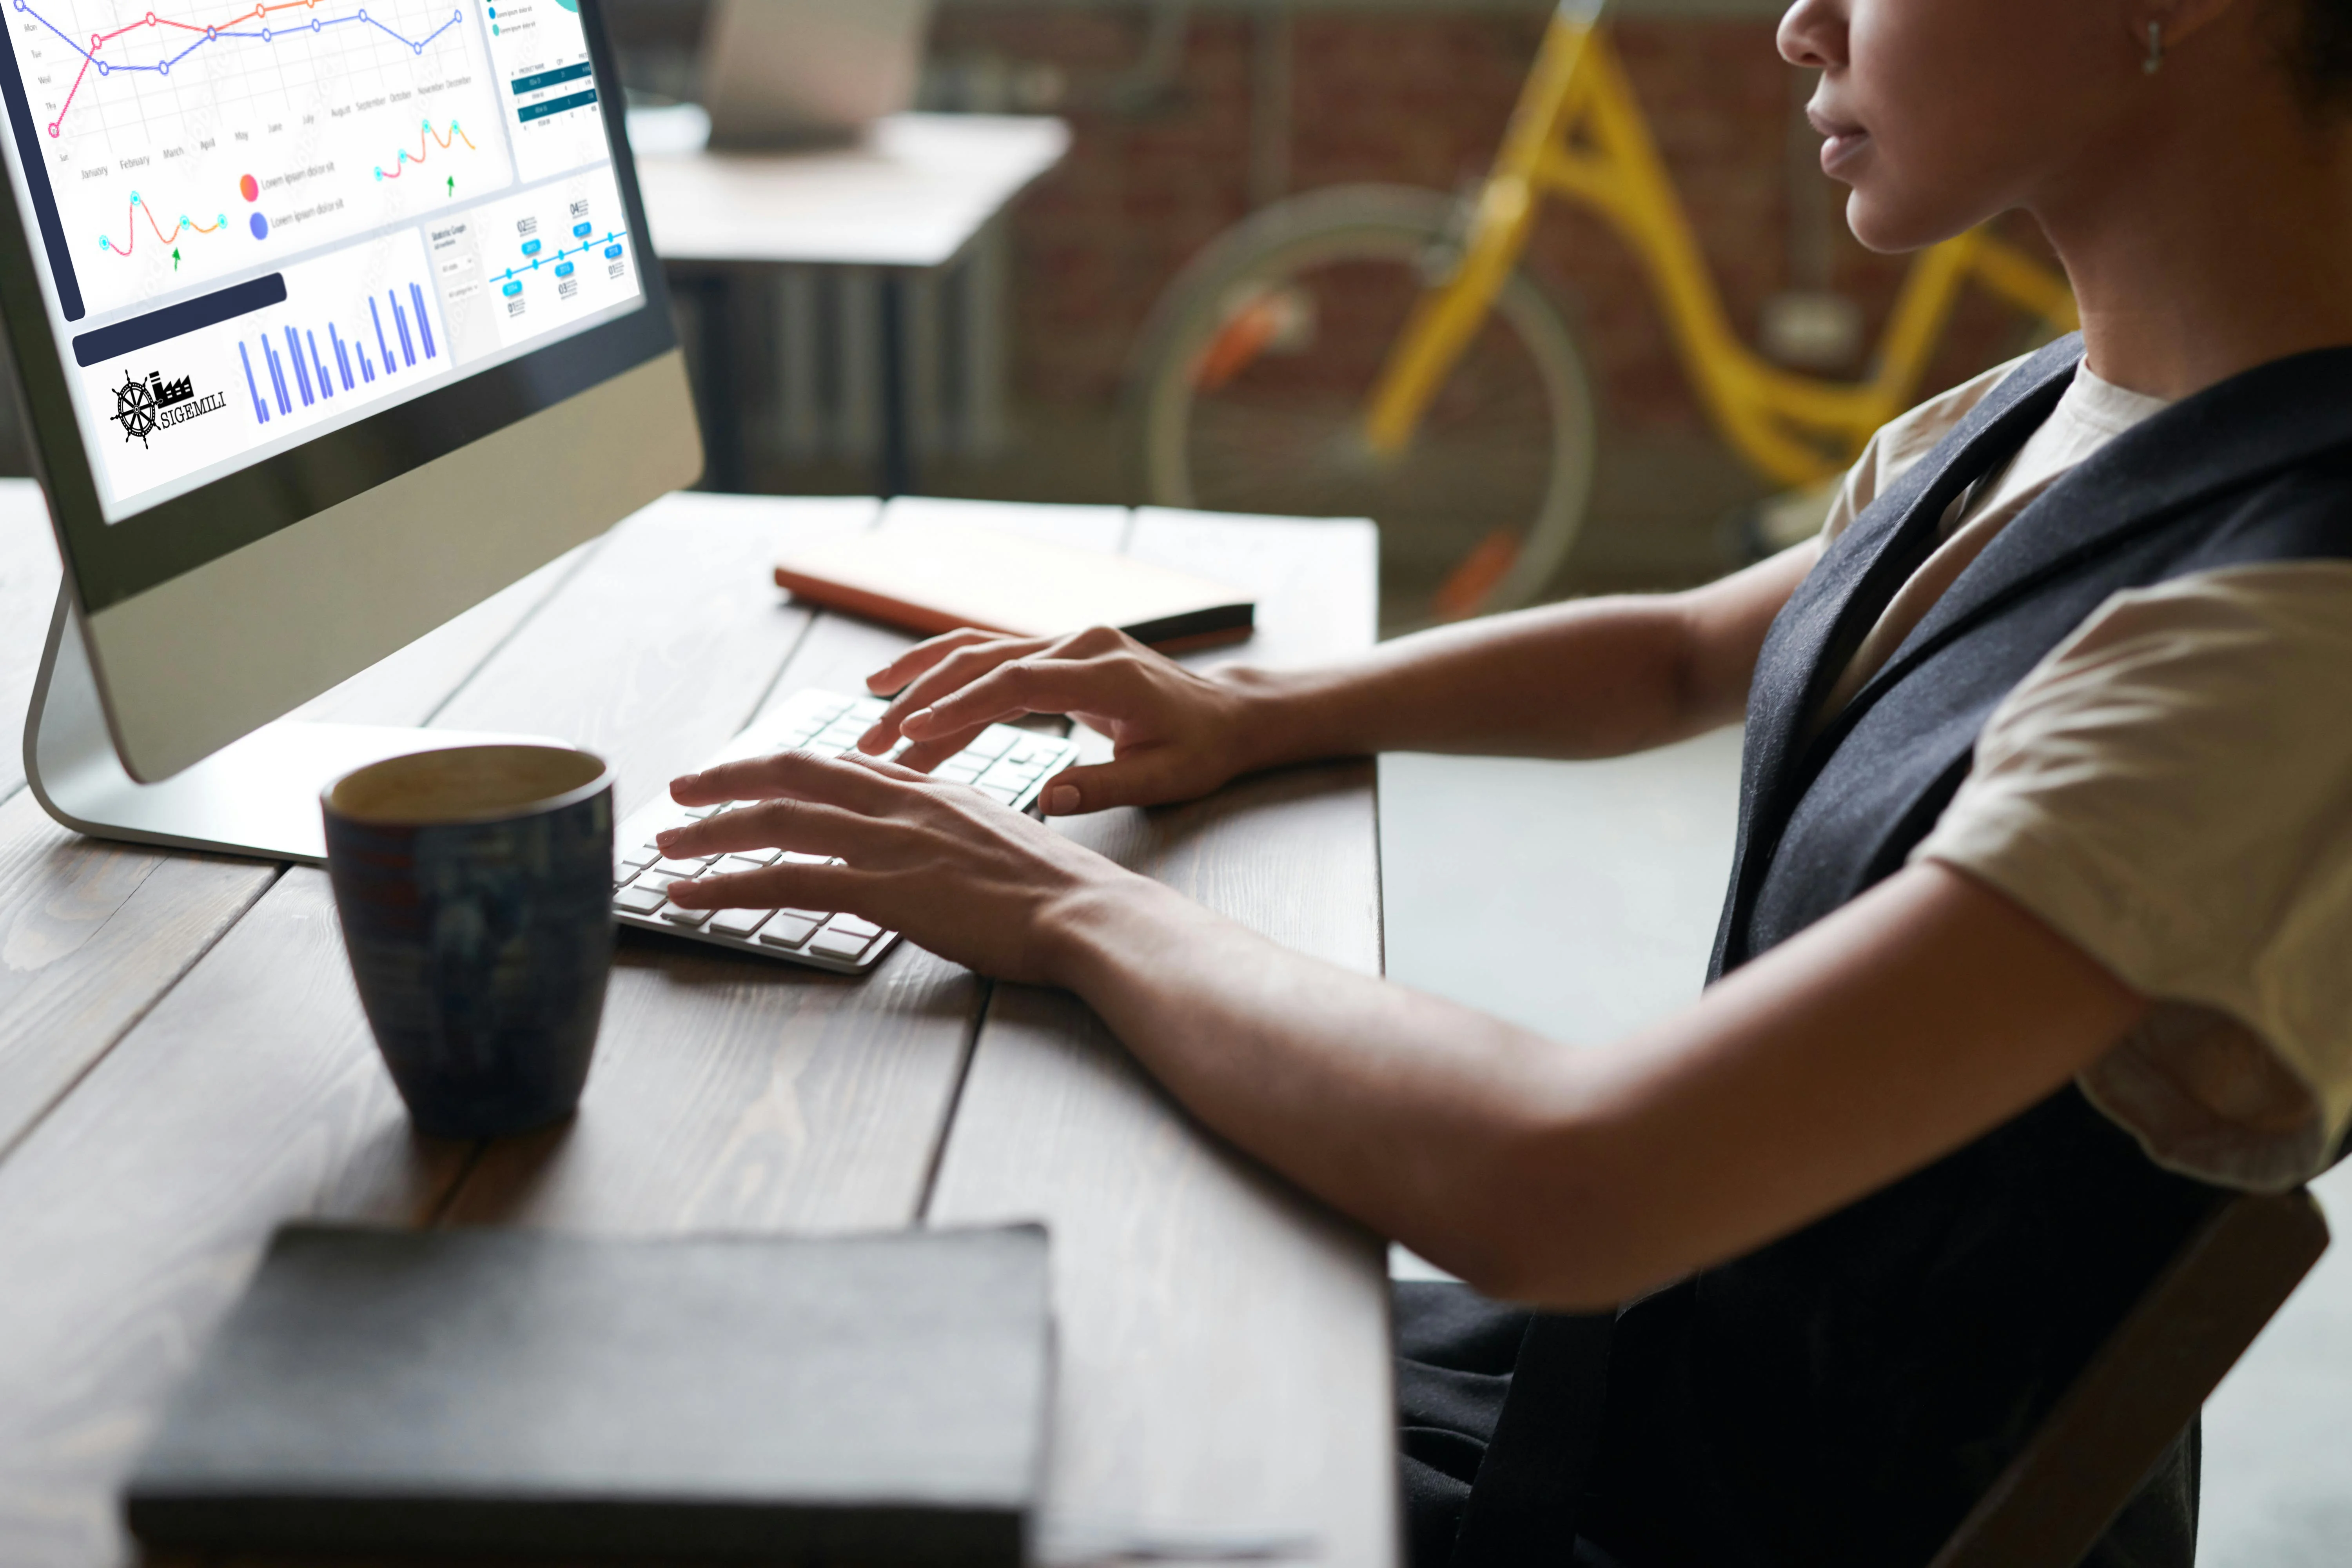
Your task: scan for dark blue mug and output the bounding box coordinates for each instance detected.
[323,745,616,1139]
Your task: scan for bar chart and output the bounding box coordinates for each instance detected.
[238,281,441,424]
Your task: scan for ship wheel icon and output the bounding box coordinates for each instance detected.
[111,372,159,447]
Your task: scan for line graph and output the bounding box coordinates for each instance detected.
[96,189,225,255]
[375,116,470,181]
[7,0,510,316]
[15,0,465,137]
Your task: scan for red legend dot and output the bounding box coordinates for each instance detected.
[239,173,258,202]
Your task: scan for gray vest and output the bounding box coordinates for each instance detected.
[1590,338,2352,1568]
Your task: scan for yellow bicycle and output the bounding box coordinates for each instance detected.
[1130,0,2077,629]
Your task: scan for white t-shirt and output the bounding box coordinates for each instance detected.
[1816,357,2352,1192]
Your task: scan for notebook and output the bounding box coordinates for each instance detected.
[125,1224,1052,1563]
[774,517,1256,650]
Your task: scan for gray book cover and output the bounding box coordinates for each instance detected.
[125,1223,1053,1563]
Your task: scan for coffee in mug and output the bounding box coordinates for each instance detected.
[323,745,615,1138]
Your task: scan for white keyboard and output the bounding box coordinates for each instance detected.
[610,687,1080,973]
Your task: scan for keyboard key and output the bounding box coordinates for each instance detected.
[652,857,714,878]
[934,760,984,784]
[779,851,830,866]
[828,915,883,939]
[613,884,668,915]
[660,903,713,928]
[849,696,889,719]
[808,926,875,960]
[726,846,781,865]
[778,906,833,922]
[976,761,1034,791]
[709,907,773,939]
[717,855,775,876]
[962,726,1017,760]
[977,784,1022,805]
[635,870,683,895]
[757,915,822,948]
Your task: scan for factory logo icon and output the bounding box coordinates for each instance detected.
[111,369,227,448]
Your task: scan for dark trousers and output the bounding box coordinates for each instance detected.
[1394,1281,2200,1568]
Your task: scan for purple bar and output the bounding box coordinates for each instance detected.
[239,342,267,423]
[359,343,375,382]
[262,337,290,415]
[330,326,352,391]
[410,283,436,359]
[285,327,312,406]
[371,298,392,372]
[390,292,414,367]
[308,331,332,399]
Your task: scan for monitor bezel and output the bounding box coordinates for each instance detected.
[0,0,677,616]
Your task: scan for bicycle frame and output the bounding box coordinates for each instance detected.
[1363,0,2078,488]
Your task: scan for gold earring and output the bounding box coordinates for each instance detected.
[2143,19,2164,75]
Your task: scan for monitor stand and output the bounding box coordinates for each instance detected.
[23,588,528,865]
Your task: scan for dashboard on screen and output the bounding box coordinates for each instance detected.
[0,0,649,525]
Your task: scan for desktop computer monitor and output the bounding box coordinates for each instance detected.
[0,0,702,858]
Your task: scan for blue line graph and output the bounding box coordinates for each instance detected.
[15,1,468,137]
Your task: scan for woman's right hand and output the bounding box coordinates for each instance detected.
[855,625,1278,815]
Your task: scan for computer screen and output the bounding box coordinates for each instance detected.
[0,0,675,613]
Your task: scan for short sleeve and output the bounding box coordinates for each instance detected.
[1911,561,2352,1191]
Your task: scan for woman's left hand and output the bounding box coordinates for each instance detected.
[653,746,1143,985]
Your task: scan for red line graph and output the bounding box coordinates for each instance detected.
[376,119,476,180]
[98,195,225,257]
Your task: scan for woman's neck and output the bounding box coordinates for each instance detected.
[2033,30,2352,401]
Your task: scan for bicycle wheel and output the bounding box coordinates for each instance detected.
[1130,185,1598,631]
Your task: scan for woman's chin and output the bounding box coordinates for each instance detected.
[1841,189,1983,259]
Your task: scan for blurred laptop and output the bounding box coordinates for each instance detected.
[701,0,936,149]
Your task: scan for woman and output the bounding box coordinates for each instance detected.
[661,0,2352,1561]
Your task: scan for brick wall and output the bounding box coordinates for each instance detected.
[931,4,2049,438]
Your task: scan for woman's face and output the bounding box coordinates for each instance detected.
[1778,0,2138,252]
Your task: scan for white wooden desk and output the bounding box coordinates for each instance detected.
[0,485,1395,1568]
[629,111,1071,494]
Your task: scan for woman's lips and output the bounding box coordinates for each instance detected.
[1807,107,1871,177]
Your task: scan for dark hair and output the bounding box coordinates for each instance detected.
[2292,0,2352,106]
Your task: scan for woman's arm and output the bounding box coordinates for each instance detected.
[657,748,2143,1310]
[1045,858,2144,1307]
[1223,537,1818,764]
[855,542,1820,812]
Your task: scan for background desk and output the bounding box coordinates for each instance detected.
[0,486,1393,1568]
[632,112,1071,496]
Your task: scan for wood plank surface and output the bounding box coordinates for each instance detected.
[928,513,1396,1567]
[0,492,1394,1568]
[430,492,874,818]
[0,868,467,1568]
[0,494,872,1565]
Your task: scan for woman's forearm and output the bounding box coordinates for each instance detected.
[1224,543,1816,770]
[1042,876,1615,1296]
[1039,858,2144,1312]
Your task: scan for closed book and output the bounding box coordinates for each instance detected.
[125,1223,1052,1563]
[774,519,1256,649]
